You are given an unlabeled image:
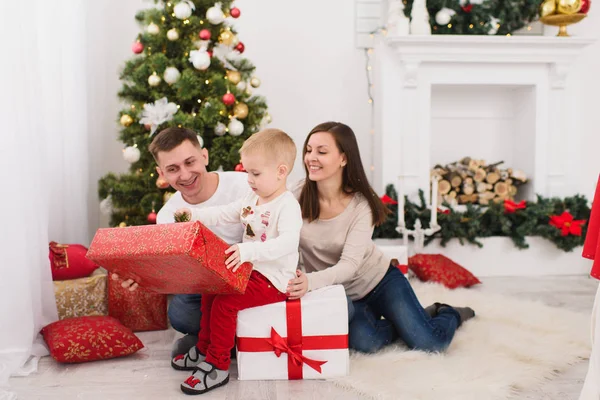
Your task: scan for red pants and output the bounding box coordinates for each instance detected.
[197,271,287,370]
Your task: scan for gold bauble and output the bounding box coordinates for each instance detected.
[118,222,127,228]
[120,114,133,127]
[557,0,581,14]
[156,176,170,189]
[163,191,174,202]
[219,31,235,46]
[226,70,241,84]
[233,103,249,119]
[540,0,557,16]
[250,77,261,88]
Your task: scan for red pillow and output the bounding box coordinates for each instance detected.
[41,316,143,363]
[49,242,99,280]
[408,254,481,289]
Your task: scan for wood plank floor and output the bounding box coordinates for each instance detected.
[9,275,598,400]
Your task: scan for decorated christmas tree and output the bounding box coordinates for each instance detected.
[98,0,268,227]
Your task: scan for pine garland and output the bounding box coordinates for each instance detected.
[373,184,590,252]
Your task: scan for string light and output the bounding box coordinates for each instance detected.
[447,23,452,28]
[130,105,136,110]
[197,99,202,103]
[205,79,210,84]
[150,173,155,177]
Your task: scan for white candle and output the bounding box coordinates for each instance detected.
[430,176,438,226]
[397,177,405,228]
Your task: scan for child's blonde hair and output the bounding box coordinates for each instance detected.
[239,128,296,172]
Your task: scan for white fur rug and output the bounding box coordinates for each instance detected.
[330,280,591,400]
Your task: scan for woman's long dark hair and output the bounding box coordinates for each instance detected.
[299,122,390,226]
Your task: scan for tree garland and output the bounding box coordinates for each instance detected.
[402,0,543,35]
[373,184,590,252]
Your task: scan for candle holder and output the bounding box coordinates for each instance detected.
[397,220,441,254]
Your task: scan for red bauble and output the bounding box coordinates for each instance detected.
[222,93,236,106]
[207,50,213,58]
[580,0,591,13]
[461,4,473,12]
[132,41,144,54]
[230,7,241,18]
[234,163,246,172]
[147,212,157,224]
[235,42,245,53]
[199,29,211,40]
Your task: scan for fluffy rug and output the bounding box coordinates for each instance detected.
[330,280,591,400]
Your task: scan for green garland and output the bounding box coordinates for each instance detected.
[373,184,590,252]
[402,0,543,35]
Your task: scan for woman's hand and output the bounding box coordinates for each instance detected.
[225,244,242,272]
[287,270,308,300]
[111,273,139,291]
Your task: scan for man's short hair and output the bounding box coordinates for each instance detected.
[148,127,201,162]
[239,128,297,172]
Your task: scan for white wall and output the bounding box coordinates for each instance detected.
[86,1,599,241]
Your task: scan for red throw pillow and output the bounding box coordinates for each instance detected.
[49,242,99,281]
[41,316,143,363]
[408,254,481,289]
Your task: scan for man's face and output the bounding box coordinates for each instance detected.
[156,140,209,202]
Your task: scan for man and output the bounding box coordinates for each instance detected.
[114,127,248,356]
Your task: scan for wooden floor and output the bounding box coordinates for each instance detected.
[9,275,598,400]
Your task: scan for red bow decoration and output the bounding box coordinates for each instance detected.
[381,194,398,205]
[461,4,473,12]
[438,207,451,215]
[266,327,327,373]
[549,211,586,236]
[504,199,526,214]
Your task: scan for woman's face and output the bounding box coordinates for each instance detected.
[304,131,346,183]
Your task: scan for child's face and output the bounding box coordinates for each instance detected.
[241,150,287,201]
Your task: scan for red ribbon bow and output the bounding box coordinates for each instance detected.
[266,327,327,373]
[504,199,526,214]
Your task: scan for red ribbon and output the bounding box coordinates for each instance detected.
[236,299,348,379]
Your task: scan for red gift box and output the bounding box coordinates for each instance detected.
[107,276,167,332]
[86,222,252,294]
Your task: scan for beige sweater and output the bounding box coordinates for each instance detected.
[295,186,390,300]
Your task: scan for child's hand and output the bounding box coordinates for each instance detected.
[287,270,308,300]
[111,273,139,292]
[225,245,242,272]
[174,208,192,222]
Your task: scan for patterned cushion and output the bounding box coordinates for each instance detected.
[408,254,481,289]
[41,316,143,363]
[49,242,99,281]
[53,273,108,320]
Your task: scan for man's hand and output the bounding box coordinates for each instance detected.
[224,245,242,272]
[111,273,139,291]
[174,207,192,222]
[286,270,308,300]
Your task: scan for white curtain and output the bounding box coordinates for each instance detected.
[0,0,89,397]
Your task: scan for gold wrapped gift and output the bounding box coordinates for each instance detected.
[53,273,108,320]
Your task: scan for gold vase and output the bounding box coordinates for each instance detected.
[540,13,587,36]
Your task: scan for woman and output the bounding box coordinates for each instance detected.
[286,122,475,353]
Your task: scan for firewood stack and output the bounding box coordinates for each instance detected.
[431,157,528,206]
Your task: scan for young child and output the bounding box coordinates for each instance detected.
[171,128,302,395]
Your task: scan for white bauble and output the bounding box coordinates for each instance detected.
[123,146,141,163]
[174,2,193,19]
[206,3,225,24]
[147,22,160,35]
[196,135,204,147]
[228,118,244,136]
[148,73,161,86]
[236,81,247,91]
[189,50,211,70]
[435,8,455,25]
[164,67,181,84]
[214,122,227,136]
[167,28,179,41]
[99,195,114,215]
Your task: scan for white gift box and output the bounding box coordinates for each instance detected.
[236,284,349,380]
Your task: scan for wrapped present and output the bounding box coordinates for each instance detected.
[236,285,349,380]
[53,273,108,320]
[86,221,252,294]
[108,276,167,332]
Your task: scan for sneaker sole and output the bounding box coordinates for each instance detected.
[180,375,230,395]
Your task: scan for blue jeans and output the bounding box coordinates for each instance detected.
[349,266,461,353]
[169,294,356,335]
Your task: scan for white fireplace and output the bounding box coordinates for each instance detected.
[373,35,595,202]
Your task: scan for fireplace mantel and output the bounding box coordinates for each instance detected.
[373,35,595,201]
